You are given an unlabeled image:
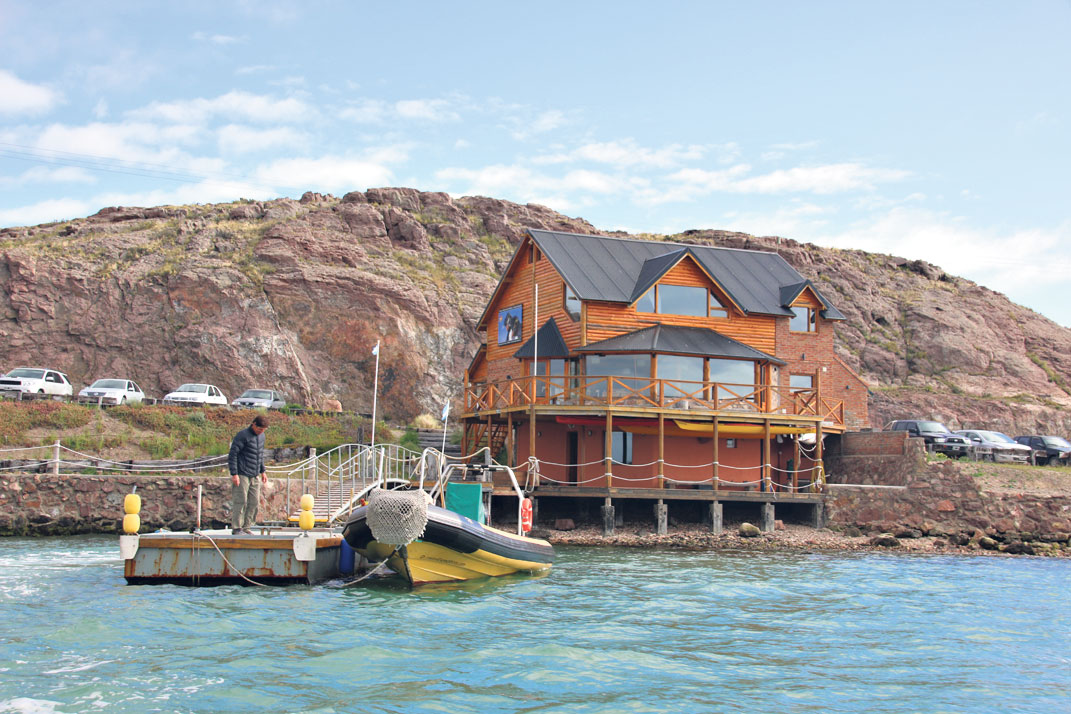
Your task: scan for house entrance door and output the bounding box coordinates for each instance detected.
[567,431,579,483]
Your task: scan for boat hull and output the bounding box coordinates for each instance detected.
[343,505,554,585]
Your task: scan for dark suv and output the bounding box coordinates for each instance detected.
[885,420,970,457]
[1013,435,1071,466]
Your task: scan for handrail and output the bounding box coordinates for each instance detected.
[464,376,843,425]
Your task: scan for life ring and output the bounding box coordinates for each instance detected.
[520,497,533,533]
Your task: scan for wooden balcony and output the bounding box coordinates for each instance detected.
[463,375,845,427]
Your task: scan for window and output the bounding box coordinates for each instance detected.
[563,284,581,321]
[536,359,571,398]
[658,355,704,384]
[585,354,651,398]
[790,307,817,332]
[611,431,633,465]
[709,358,757,402]
[658,285,707,317]
[709,292,728,318]
[634,284,709,317]
[789,374,814,391]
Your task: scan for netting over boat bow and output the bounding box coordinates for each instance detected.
[366,489,429,546]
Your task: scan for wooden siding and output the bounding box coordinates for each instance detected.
[483,236,584,383]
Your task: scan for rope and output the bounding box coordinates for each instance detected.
[191,530,268,587]
[341,547,400,588]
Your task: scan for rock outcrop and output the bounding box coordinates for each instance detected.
[1,188,1069,430]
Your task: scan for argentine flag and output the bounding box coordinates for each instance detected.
[372,340,380,356]
[441,401,450,422]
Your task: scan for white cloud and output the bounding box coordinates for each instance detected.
[34,122,212,172]
[217,124,307,154]
[130,91,315,124]
[666,162,909,198]
[92,99,109,119]
[191,32,246,45]
[235,65,276,75]
[395,99,459,121]
[535,139,708,169]
[338,99,387,123]
[0,166,98,187]
[0,198,93,226]
[0,70,60,115]
[253,155,397,193]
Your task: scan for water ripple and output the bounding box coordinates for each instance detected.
[1,537,1069,713]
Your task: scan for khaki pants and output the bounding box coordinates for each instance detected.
[231,475,261,529]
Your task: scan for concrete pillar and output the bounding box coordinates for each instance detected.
[710,501,723,534]
[812,501,826,529]
[760,502,775,533]
[601,497,615,536]
[51,440,60,476]
[655,499,668,535]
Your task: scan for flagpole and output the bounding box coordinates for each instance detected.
[370,340,380,484]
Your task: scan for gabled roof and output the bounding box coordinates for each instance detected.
[528,228,840,319]
[574,324,785,365]
[779,280,846,321]
[629,248,689,304]
[512,318,571,359]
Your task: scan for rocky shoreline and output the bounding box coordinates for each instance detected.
[531,522,1071,558]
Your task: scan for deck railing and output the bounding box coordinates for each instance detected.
[465,376,845,426]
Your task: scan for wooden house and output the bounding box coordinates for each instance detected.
[462,229,868,516]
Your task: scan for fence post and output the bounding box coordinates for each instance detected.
[52,440,60,476]
[310,447,317,493]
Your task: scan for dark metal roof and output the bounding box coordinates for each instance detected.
[628,248,690,304]
[512,318,571,359]
[574,324,785,365]
[528,228,843,319]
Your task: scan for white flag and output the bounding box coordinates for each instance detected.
[441,401,450,422]
[372,340,380,356]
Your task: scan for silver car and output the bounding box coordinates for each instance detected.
[955,430,1032,463]
[231,389,287,409]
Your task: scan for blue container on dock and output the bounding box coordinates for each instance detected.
[339,539,356,575]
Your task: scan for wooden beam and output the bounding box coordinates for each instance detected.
[793,434,801,493]
[815,421,824,492]
[506,412,514,468]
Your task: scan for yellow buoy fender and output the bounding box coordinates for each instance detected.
[300,494,315,512]
[123,493,141,515]
[298,510,315,531]
[122,513,140,534]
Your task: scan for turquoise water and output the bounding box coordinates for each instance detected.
[1,537,1069,714]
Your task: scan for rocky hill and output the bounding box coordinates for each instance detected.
[1,188,1069,434]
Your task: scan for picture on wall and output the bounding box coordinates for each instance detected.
[497,304,523,345]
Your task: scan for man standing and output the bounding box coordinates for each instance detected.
[228,414,268,535]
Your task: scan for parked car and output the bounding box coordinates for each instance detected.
[78,378,145,405]
[162,383,228,406]
[1013,435,1071,466]
[231,389,287,409]
[885,419,970,457]
[954,430,1032,463]
[0,368,73,397]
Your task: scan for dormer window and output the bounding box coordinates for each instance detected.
[790,307,817,332]
[564,284,581,321]
[635,284,709,317]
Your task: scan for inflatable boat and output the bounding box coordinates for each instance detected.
[342,502,554,585]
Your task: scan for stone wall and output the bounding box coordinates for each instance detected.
[825,431,1071,548]
[0,473,308,536]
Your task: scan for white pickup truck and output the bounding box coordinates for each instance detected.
[0,367,74,397]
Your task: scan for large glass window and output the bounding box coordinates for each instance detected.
[709,358,756,402]
[790,306,817,332]
[634,284,710,317]
[586,354,651,398]
[564,284,581,321]
[657,284,707,317]
[658,355,704,384]
[789,374,813,391]
[611,431,633,465]
[536,359,571,398]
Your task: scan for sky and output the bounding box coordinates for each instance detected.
[1,1,1069,326]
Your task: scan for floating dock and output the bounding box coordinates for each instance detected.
[119,528,345,585]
